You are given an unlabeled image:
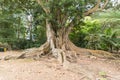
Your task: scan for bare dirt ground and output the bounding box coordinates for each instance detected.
[0,51,120,80]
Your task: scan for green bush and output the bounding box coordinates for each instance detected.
[70,16,120,53]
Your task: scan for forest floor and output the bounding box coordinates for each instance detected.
[0,50,120,80]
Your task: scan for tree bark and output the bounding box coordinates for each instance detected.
[43,19,90,63]
[45,19,72,63]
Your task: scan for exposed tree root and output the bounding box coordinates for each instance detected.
[1,43,119,64]
[87,49,119,59]
[0,40,90,63]
[17,42,50,59]
[1,40,118,62]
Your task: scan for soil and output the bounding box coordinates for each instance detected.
[0,51,120,80]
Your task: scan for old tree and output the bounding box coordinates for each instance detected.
[21,0,108,63]
[1,0,108,63]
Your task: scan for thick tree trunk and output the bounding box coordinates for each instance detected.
[45,19,72,63]
[44,19,88,63]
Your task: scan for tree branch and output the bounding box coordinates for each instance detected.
[100,0,109,9]
[84,0,109,16]
[36,0,50,13]
[84,0,101,16]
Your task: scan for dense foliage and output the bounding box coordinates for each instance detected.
[0,0,46,49]
[70,10,120,53]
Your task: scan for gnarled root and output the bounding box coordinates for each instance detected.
[16,40,91,63]
[17,42,50,60]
